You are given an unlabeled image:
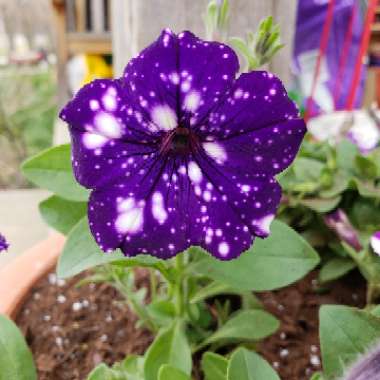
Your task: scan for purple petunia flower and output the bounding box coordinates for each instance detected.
[0,233,9,252]
[371,231,380,256]
[60,30,306,260]
[324,209,363,252]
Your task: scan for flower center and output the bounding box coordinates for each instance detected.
[161,127,198,155]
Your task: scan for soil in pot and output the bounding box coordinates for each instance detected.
[15,270,366,380]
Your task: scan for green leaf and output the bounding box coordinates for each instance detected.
[21,144,89,201]
[310,372,325,380]
[298,196,341,212]
[319,257,356,283]
[190,281,237,304]
[204,310,279,346]
[350,199,380,230]
[0,314,37,380]
[227,348,280,380]
[229,36,257,70]
[320,305,380,379]
[353,178,380,198]
[144,321,192,380]
[147,300,176,326]
[192,220,320,291]
[158,365,191,380]
[293,157,324,182]
[370,305,380,317]
[336,139,358,173]
[320,172,350,198]
[57,217,124,278]
[116,355,144,379]
[39,195,87,235]
[202,352,228,380]
[355,155,378,179]
[86,364,115,380]
[229,37,252,58]
[218,0,230,28]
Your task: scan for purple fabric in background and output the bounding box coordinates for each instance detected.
[293,0,366,116]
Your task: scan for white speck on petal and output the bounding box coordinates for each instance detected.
[169,72,180,85]
[115,198,144,234]
[252,214,275,235]
[203,142,227,164]
[218,242,229,257]
[183,91,201,112]
[151,105,177,131]
[102,88,118,111]
[152,192,168,225]
[90,99,100,110]
[94,112,122,138]
[188,161,202,184]
[203,191,211,202]
[83,132,108,149]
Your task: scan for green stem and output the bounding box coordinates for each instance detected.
[110,269,157,332]
[367,283,380,305]
[192,339,210,354]
[149,269,157,301]
[367,284,374,305]
[174,254,185,317]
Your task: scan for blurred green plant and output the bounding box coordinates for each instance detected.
[204,0,230,42]
[0,66,56,188]
[230,16,284,71]
[278,135,380,302]
[203,1,284,72]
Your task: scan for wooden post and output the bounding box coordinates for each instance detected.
[91,0,105,33]
[51,0,69,106]
[75,0,86,32]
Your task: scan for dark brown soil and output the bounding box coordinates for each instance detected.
[16,269,366,380]
[16,271,152,380]
[257,270,366,380]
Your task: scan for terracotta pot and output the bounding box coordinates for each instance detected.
[0,234,65,318]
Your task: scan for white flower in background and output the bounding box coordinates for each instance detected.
[347,111,380,153]
[308,110,380,153]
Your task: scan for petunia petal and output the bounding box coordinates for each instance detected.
[177,31,239,127]
[189,151,281,260]
[202,71,302,139]
[123,29,180,134]
[122,30,239,134]
[201,118,305,176]
[88,155,205,258]
[69,128,157,189]
[60,79,154,141]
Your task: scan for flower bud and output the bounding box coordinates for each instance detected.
[324,209,362,252]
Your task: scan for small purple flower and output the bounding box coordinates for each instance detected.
[371,231,380,256]
[324,209,362,252]
[60,30,306,260]
[0,233,9,252]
